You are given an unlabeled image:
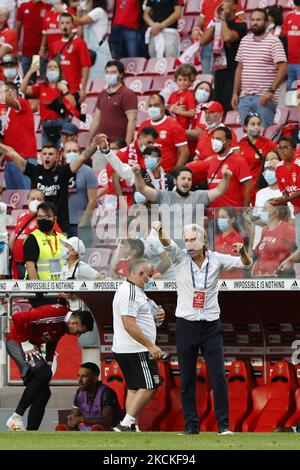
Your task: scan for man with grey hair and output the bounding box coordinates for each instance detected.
[112,257,165,432]
[152,221,252,436]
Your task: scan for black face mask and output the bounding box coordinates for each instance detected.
[176,187,190,198]
[38,219,54,233]
[294,0,300,6]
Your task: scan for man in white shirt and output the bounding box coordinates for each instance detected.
[112,257,165,432]
[152,221,252,436]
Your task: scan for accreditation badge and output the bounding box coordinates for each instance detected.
[193,291,206,309]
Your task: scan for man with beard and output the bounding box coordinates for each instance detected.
[231,8,287,128]
[151,221,252,435]
[0,142,97,233]
[133,163,232,246]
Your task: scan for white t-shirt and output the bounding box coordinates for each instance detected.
[87,7,109,43]
[252,186,294,249]
[112,280,156,354]
[60,261,99,280]
[0,202,8,242]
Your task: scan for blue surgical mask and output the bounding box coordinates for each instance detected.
[248,129,260,138]
[66,151,79,164]
[3,68,17,79]
[259,211,270,224]
[134,191,147,204]
[61,246,69,260]
[145,156,159,170]
[47,70,59,82]
[264,169,277,186]
[217,218,230,232]
[105,74,119,87]
[195,89,210,104]
[143,273,155,290]
[148,106,162,120]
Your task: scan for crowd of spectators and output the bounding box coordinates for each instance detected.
[0,0,299,282]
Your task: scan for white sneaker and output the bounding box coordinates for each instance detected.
[6,414,26,431]
[218,428,233,436]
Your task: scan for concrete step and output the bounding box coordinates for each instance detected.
[0,409,61,431]
[0,386,77,409]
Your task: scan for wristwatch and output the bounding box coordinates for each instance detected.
[267,87,275,94]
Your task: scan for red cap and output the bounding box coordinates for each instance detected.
[202,101,224,114]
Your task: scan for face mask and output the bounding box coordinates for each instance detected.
[47,70,59,82]
[139,144,146,153]
[264,169,277,186]
[195,89,210,104]
[3,68,17,79]
[148,106,162,120]
[29,200,41,214]
[217,218,230,232]
[134,191,147,204]
[50,0,58,4]
[38,219,54,233]
[61,246,69,260]
[105,74,119,87]
[205,121,218,129]
[143,273,155,290]
[66,151,79,164]
[248,129,260,138]
[294,0,300,6]
[145,156,159,170]
[259,211,270,224]
[211,138,224,153]
[80,0,88,8]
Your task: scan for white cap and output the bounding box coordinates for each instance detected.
[61,237,85,255]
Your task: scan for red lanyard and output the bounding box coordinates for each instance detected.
[46,232,58,257]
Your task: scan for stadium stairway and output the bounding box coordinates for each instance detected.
[0,386,77,431]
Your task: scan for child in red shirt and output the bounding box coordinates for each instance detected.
[168,65,196,130]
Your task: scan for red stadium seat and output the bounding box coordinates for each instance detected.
[151,76,174,93]
[274,107,289,125]
[264,124,282,141]
[11,209,28,226]
[185,0,203,15]
[288,107,299,123]
[103,359,126,410]
[124,77,153,95]
[139,360,174,431]
[178,16,195,36]
[141,58,176,76]
[195,73,214,85]
[121,57,147,76]
[164,361,211,432]
[138,95,150,112]
[285,388,300,427]
[137,111,149,128]
[78,131,89,149]
[235,126,246,141]
[3,190,28,210]
[277,0,295,10]
[224,110,241,127]
[242,360,297,432]
[246,0,277,11]
[89,78,106,95]
[82,247,112,273]
[180,37,193,54]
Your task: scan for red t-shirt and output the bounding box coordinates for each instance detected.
[168,88,196,130]
[186,159,210,186]
[113,258,129,278]
[31,83,65,121]
[253,221,295,277]
[276,159,300,209]
[50,36,91,93]
[0,98,36,159]
[0,26,17,81]
[140,116,188,173]
[16,1,51,56]
[239,136,277,202]
[43,8,76,57]
[188,105,206,156]
[112,0,141,29]
[282,10,300,64]
[200,0,244,30]
[215,229,244,279]
[195,125,238,161]
[106,140,145,206]
[207,152,252,207]
[12,212,62,278]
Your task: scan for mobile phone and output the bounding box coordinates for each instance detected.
[32,55,40,69]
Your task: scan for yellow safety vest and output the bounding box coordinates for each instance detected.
[25,229,66,280]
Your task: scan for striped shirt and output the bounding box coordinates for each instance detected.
[112,280,156,354]
[235,32,287,102]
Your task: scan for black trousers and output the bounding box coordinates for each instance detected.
[175,318,229,430]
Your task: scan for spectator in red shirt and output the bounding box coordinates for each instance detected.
[168,66,196,130]
[113,238,144,279]
[0,8,17,70]
[232,8,287,129]
[272,136,300,249]
[207,126,252,208]
[50,12,91,102]
[282,0,300,90]
[140,93,189,173]
[20,59,77,148]
[87,59,138,146]
[1,54,23,91]
[215,207,244,278]
[6,305,94,431]
[0,82,37,189]
[239,112,277,203]
[252,200,295,277]
[109,0,143,59]
[16,0,51,80]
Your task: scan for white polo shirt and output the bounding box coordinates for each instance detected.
[165,240,252,322]
[112,280,156,354]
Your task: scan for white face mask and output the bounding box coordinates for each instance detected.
[195,89,210,104]
[66,151,79,164]
[148,106,162,120]
[211,138,224,153]
[205,121,218,129]
[29,199,41,214]
[105,74,119,87]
